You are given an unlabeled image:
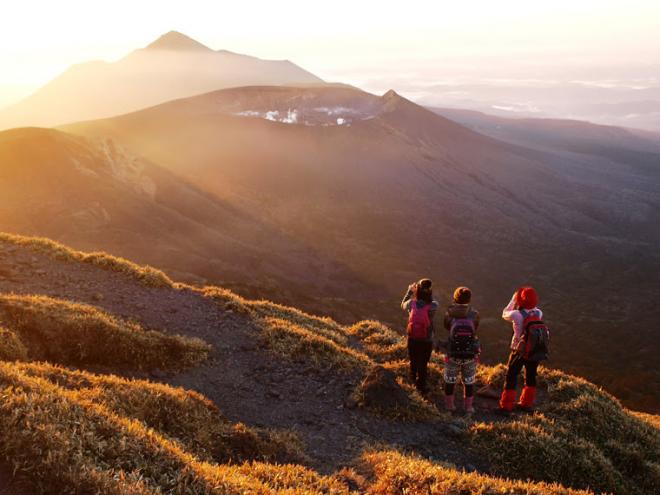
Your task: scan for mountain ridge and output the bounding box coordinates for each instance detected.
[0,231,656,493]
[0,32,324,129]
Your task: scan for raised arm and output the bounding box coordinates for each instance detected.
[401,284,414,312]
[502,292,518,321]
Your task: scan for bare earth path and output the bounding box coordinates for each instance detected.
[0,240,498,475]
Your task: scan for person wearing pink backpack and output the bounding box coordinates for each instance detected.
[499,286,550,413]
[402,279,439,394]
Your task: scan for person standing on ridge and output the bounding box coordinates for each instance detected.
[499,286,550,413]
[442,286,480,414]
[402,279,439,395]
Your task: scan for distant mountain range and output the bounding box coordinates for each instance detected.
[0,31,322,129]
[59,84,660,410]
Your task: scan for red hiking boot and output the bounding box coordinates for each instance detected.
[499,389,517,413]
[517,386,537,412]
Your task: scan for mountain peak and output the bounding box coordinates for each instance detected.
[145,31,212,52]
[382,89,400,99]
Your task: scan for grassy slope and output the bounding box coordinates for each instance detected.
[0,293,210,370]
[0,232,658,494]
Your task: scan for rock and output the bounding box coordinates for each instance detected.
[446,424,464,437]
[476,385,501,399]
[357,365,410,411]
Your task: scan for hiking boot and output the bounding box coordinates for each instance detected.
[498,389,517,412]
[516,386,537,412]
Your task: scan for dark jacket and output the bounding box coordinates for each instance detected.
[401,288,439,343]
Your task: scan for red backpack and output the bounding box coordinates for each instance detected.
[407,300,432,340]
[519,309,550,362]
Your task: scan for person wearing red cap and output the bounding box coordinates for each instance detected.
[499,286,542,412]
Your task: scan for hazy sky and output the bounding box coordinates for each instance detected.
[2,0,659,107]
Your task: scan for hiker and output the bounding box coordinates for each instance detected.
[401,279,439,394]
[442,287,480,413]
[499,286,550,413]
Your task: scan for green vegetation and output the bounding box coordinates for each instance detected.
[0,233,173,287]
[0,294,210,370]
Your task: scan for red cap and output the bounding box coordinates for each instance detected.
[516,286,538,309]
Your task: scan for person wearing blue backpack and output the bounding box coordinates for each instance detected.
[402,279,439,394]
[442,287,480,413]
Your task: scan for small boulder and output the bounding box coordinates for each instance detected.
[356,365,410,411]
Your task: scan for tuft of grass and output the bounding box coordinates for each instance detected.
[259,317,370,373]
[347,320,408,363]
[203,286,349,345]
[0,361,334,494]
[0,325,28,361]
[14,362,304,465]
[0,294,210,371]
[357,450,593,494]
[0,232,172,287]
[470,366,660,494]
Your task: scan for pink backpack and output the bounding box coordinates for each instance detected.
[407,300,432,339]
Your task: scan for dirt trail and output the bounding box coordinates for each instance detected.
[0,240,506,475]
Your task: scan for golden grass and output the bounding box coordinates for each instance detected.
[0,361,334,494]
[347,320,407,363]
[0,361,610,495]
[259,317,370,373]
[0,325,28,361]
[14,362,303,465]
[0,294,210,370]
[470,367,660,494]
[356,450,593,494]
[0,232,172,287]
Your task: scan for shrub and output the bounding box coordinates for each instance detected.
[0,294,210,370]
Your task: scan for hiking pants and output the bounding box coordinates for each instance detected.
[504,352,538,390]
[408,338,433,390]
[443,357,478,397]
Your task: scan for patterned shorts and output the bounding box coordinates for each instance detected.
[443,357,478,385]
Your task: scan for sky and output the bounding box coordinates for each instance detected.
[1,0,659,107]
